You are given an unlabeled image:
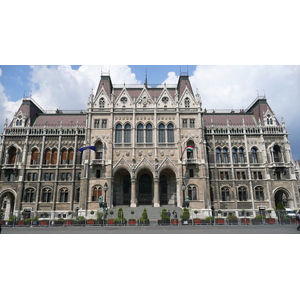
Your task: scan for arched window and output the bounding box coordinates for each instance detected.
[222,148,229,163]
[146,124,152,143]
[251,148,258,164]
[60,188,69,202]
[115,124,122,143]
[31,149,39,165]
[221,187,230,201]
[239,148,245,163]
[184,98,190,108]
[25,188,35,202]
[255,186,264,201]
[273,145,281,162]
[137,124,144,143]
[232,148,238,164]
[51,149,58,165]
[92,186,102,202]
[216,148,222,164]
[95,141,103,160]
[238,186,247,201]
[68,149,74,164]
[159,124,165,143]
[167,124,174,143]
[188,186,197,200]
[99,98,105,108]
[61,149,67,164]
[8,146,17,164]
[42,188,52,202]
[124,124,131,143]
[44,149,51,165]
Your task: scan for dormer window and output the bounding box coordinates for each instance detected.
[184,98,190,108]
[99,98,105,108]
[16,115,22,126]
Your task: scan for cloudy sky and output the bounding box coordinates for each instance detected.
[0,65,299,159]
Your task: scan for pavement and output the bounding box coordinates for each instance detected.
[1,223,299,234]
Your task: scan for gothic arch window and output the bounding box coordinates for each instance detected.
[239,147,245,163]
[59,188,69,203]
[120,97,127,107]
[167,123,174,143]
[188,185,197,200]
[232,147,238,164]
[92,186,102,202]
[8,146,17,164]
[159,123,165,143]
[31,149,39,165]
[266,113,273,125]
[238,186,247,201]
[251,147,258,164]
[16,115,22,126]
[146,123,152,143]
[137,123,144,143]
[44,149,51,165]
[255,186,264,201]
[273,145,281,162]
[124,124,131,143]
[42,188,52,203]
[99,98,105,108]
[115,124,122,143]
[222,148,229,163]
[184,97,190,108]
[51,149,58,165]
[187,142,195,159]
[216,147,222,164]
[95,141,103,160]
[221,187,230,201]
[24,188,35,202]
[68,149,74,164]
[61,149,67,164]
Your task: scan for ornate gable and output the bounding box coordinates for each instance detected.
[156,87,175,108]
[136,88,154,109]
[178,87,198,108]
[114,88,133,108]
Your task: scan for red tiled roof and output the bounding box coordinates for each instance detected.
[32,114,86,127]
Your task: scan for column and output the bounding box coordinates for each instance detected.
[153,178,160,207]
[130,178,137,207]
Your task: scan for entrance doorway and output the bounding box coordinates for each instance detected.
[274,189,289,209]
[113,169,131,206]
[138,172,153,205]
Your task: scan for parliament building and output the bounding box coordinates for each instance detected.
[0,72,299,220]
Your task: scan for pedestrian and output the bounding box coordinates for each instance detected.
[296,210,300,231]
[174,212,177,219]
[167,210,171,218]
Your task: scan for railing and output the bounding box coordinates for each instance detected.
[91,159,105,165]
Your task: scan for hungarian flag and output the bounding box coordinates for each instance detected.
[180,145,195,160]
[78,146,97,152]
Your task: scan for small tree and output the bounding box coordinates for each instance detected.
[180,208,190,220]
[161,209,170,221]
[140,208,149,224]
[109,210,114,219]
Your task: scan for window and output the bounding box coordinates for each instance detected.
[92,186,102,201]
[66,173,71,181]
[236,172,246,180]
[75,188,80,203]
[137,124,144,143]
[42,188,52,202]
[31,149,39,165]
[238,186,247,201]
[189,169,194,178]
[8,173,14,181]
[216,148,222,164]
[51,149,58,165]
[115,124,122,143]
[8,147,17,164]
[222,148,229,163]
[182,119,188,128]
[44,149,51,164]
[221,187,230,201]
[124,124,131,143]
[146,124,152,143]
[167,124,174,143]
[220,172,229,180]
[253,171,263,180]
[44,173,49,181]
[102,120,107,128]
[61,173,66,181]
[60,188,69,202]
[99,98,105,108]
[68,149,74,164]
[184,98,190,108]
[96,169,101,178]
[190,119,195,128]
[188,186,197,200]
[273,145,281,162]
[25,188,35,202]
[27,173,32,181]
[120,97,127,107]
[251,148,258,164]
[49,173,54,181]
[255,186,264,201]
[61,149,67,164]
[239,148,245,163]
[232,148,238,164]
[94,119,100,128]
[159,124,165,143]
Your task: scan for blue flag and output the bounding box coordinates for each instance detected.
[78,146,97,152]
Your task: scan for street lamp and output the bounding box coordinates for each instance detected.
[103,182,109,207]
[181,183,186,207]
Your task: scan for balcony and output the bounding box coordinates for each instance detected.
[91,159,105,166]
[184,158,197,164]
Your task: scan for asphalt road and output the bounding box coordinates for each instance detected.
[1,224,299,234]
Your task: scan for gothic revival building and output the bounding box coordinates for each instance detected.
[0,73,299,220]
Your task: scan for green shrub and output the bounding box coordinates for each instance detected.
[161,209,170,221]
[227,215,238,221]
[76,216,86,221]
[255,214,266,220]
[118,208,124,219]
[97,212,104,220]
[140,208,149,222]
[180,208,190,220]
[204,216,214,221]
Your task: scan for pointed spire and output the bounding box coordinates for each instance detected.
[144,68,148,88]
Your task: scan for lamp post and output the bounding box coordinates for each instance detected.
[181,182,186,208]
[103,182,108,207]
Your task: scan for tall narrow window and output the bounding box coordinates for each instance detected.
[137,124,144,143]
[102,120,107,128]
[75,188,80,203]
[182,119,188,128]
[44,149,51,165]
[25,188,35,202]
[216,148,222,164]
[190,119,195,128]
[232,148,238,164]
[167,124,174,143]
[255,186,264,201]
[273,145,281,162]
[184,98,190,108]
[115,124,122,143]
[51,149,58,165]
[42,188,52,202]
[251,148,258,164]
[61,149,67,164]
[8,147,17,164]
[124,124,131,143]
[239,148,245,163]
[68,149,74,164]
[238,186,247,201]
[60,188,69,202]
[221,187,230,201]
[31,149,39,165]
[146,124,152,143]
[222,148,229,163]
[99,98,105,108]
[159,124,165,143]
[94,120,100,128]
[92,186,102,201]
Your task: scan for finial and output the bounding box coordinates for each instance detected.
[144,68,148,87]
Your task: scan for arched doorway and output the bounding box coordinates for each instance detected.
[137,170,153,205]
[159,168,177,206]
[0,191,16,220]
[274,189,290,209]
[113,168,131,206]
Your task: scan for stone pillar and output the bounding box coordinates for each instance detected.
[130,179,137,207]
[153,178,160,207]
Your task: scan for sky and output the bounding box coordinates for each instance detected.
[1,65,300,160]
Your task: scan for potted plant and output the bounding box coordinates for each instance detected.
[114,208,127,225]
[107,210,114,225]
[180,208,190,225]
[96,211,104,225]
[193,210,201,225]
[241,217,250,225]
[139,208,150,225]
[159,209,170,225]
[215,217,225,225]
[217,209,222,217]
[87,219,95,225]
[265,217,276,224]
[227,214,238,225]
[201,216,214,225]
[252,214,265,225]
[128,210,136,225]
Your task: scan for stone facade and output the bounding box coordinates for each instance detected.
[0,73,299,220]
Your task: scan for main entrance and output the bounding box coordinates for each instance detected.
[137,170,153,205]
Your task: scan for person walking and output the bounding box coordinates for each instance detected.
[296,210,300,231]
